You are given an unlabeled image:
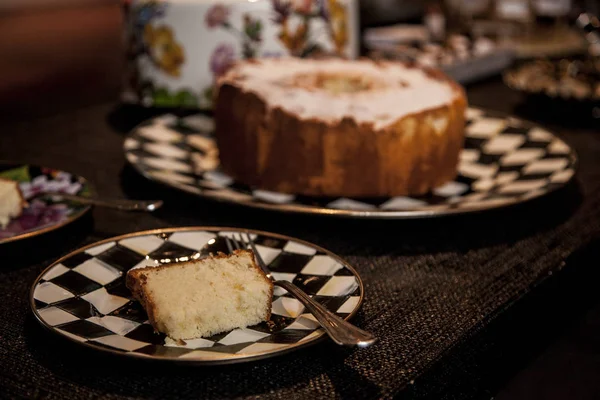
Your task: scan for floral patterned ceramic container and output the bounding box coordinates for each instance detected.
[122,0,359,109]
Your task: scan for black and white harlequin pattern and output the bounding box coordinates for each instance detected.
[123,108,577,217]
[32,229,362,363]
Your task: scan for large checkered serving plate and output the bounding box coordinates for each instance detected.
[123,108,577,218]
[30,227,363,364]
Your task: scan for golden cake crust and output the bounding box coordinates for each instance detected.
[214,59,467,197]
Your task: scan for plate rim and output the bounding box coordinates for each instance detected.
[123,107,579,219]
[29,226,365,365]
[0,162,94,245]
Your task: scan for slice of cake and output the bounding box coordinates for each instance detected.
[126,249,273,340]
[214,57,467,197]
[0,178,24,228]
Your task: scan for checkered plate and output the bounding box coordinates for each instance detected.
[30,227,364,364]
[123,108,578,218]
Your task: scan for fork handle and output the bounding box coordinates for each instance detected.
[275,280,377,347]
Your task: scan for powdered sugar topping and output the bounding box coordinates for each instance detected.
[218,58,460,130]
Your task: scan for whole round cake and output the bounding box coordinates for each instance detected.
[214,58,467,197]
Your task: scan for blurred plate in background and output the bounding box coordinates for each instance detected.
[0,163,92,244]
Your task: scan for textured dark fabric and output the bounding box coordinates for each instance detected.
[0,79,599,399]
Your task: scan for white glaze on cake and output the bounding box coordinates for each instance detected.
[218,58,459,130]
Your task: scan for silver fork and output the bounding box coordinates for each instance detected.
[226,233,377,348]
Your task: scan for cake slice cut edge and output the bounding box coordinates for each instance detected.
[126,249,274,341]
[0,178,25,229]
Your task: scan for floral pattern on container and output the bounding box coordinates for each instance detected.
[205,4,230,28]
[205,4,264,60]
[122,0,354,110]
[0,165,91,241]
[202,4,265,107]
[144,24,185,77]
[210,44,237,77]
[326,0,349,55]
[272,0,348,57]
[123,0,199,108]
